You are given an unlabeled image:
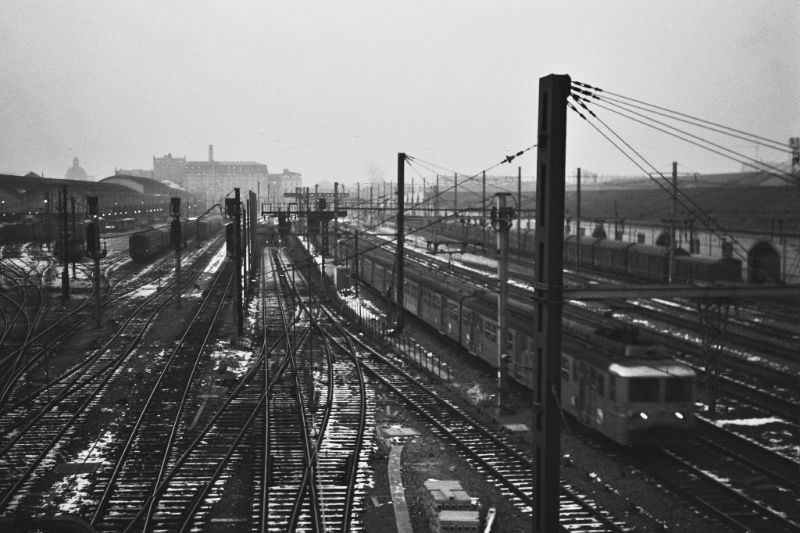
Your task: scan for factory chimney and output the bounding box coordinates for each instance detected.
[208,144,214,162]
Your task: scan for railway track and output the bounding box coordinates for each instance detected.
[88,262,233,531]
[627,442,800,532]
[0,237,225,413]
[263,248,372,532]
[327,303,630,532]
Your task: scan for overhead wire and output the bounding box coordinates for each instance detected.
[573,92,795,184]
[567,100,753,266]
[335,147,536,265]
[572,81,789,150]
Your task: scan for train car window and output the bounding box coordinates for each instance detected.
[447,302,458,322]
[484,321,497,342]
[665,377,692,401]
[628,378,659,402]
[609,375,616,401]
[560,357,570,382]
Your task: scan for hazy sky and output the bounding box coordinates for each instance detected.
[1,1,797,186]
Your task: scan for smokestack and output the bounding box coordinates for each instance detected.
[208,144,214,162]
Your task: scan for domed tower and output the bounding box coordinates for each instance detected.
[65,157,88,181]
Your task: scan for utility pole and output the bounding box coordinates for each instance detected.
[669,161,678,284]
[86,196,105,328]
[492,193,514,409]
[435,174,440,217]
[235,188,243,335]
[250,190,258,282]
[532,73,570,533]
[354,230,360,299]
[481,171,487,250]
[170,197,182,308]
[60,186,70,301]
[396,153,406,331]
[71,196,77,280]
[453,172,458,218]
[334,182,339,263]
[517,166,522,252]
[576,168,582,275]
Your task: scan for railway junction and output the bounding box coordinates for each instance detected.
[1,76,799,533]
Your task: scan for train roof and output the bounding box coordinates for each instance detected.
[628,243,689,257]
[594,239,636,251]
[609,360,695,378]
[675,255,742,265]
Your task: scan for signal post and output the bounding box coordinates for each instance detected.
[170,197,183,308]
[86,196,106,328]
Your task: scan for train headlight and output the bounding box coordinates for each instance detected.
[674,411,684,420]
[638,412,649,421]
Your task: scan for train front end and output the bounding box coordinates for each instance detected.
[609,359,696,446]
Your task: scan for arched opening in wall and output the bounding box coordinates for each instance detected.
[592,225,607,239]
[748,241,781,283]
[655,232,671,247]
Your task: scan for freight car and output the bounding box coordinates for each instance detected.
[564,236,742,283]
[339,236,696,445]
[129,215,223,262]
[407,220,742,284]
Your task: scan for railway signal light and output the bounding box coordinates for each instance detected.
[225,198,237,218]
[170,218,183,250]
[86,223,100,255]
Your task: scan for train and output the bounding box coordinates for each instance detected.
[129,215,223,262]
[405,219,741,284]
[339,234,696,445]
[565,236,742,284]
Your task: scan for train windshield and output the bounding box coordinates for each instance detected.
[665,377,692,401]
[628,378,659,402]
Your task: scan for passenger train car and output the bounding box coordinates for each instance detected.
[129,215,223,262]
[339,234,696,445]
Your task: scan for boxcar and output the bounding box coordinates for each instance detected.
[674,256,742,283]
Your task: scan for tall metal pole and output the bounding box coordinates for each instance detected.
[396,153,406,331]
[354,230,360,299]
[482,171,487,250]
[517,166,522,252]
[60,186,70,300]
[71,196,77,280]
[532,73,570,533]
[669,161,677,284]
[453,172,458,218]
[235,188,243,335]
[495,193,512,409]
[170,197,182,309]
[576,167,582,275]
[87,196,102,329]
[334,182,339,263]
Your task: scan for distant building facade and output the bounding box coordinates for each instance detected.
[149,146,303,208]
[266,168,303,209]
[153,153,187,189]
[115,168,154,179]
[65,157,88,181]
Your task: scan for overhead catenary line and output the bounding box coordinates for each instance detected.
[567,101,753,266]
[335,146,536,265]
[573,93,796,185]
[572,81,789,151]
